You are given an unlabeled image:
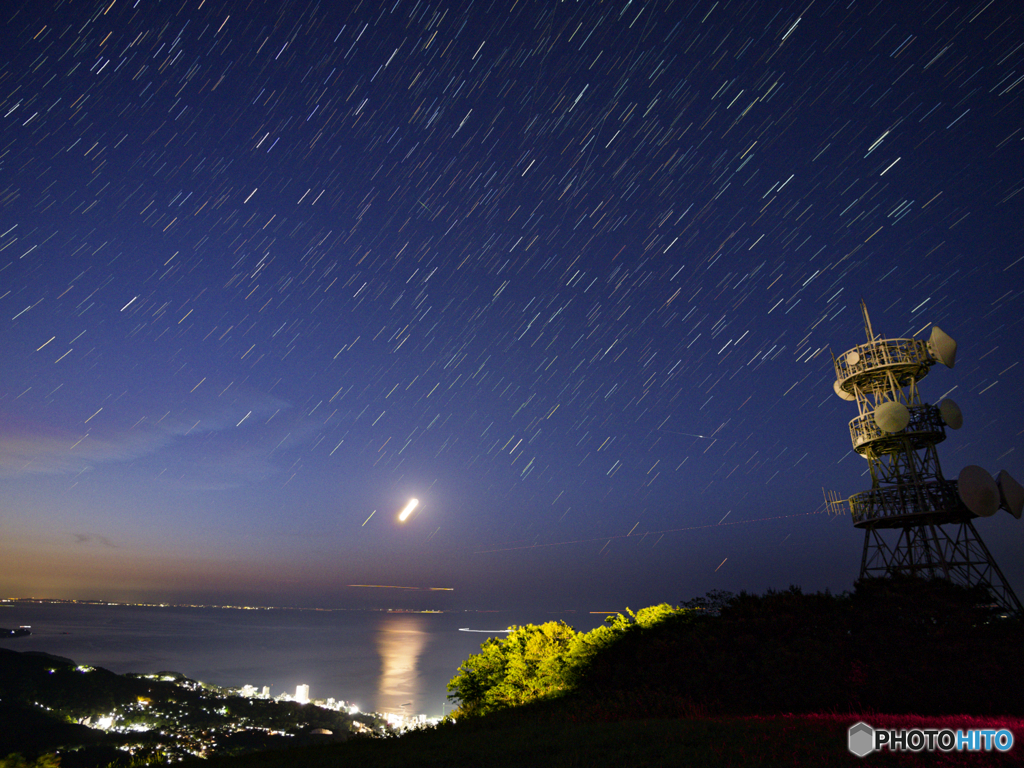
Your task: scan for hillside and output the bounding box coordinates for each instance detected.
[573,577,1024,717]
[194,578,1024,767]
[4,578,1023,767]
[0,649,381,766]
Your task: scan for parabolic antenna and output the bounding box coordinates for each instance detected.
[938,399,963,429]
[846,350,861,366]
[997,470,1024,519]
[929,326,957,368]
[833,380,856,401]
[958,465,999,517]
[874,401,910,433]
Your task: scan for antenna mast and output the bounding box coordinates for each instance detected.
[860,299,875,342]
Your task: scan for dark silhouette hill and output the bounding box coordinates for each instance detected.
[572,577,1024,719]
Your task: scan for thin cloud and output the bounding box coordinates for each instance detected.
[73,533,118,548]
[0,391,295,479]
[0,428,164,477]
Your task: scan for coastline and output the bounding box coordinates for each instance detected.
[0,601,611,719]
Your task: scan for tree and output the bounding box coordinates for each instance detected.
[680,589,734,616]
[447,606,687,716]
[446,635,511,716]
[447,621,579,716]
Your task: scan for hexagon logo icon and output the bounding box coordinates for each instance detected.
[848,721,875,757]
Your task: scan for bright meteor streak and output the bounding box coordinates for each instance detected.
[347,584,453,591]
[398,498,419,521]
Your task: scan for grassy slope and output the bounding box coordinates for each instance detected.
[196,582,1024,768]
[194,709,1024,768]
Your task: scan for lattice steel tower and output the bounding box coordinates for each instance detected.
[827,303,1023,613]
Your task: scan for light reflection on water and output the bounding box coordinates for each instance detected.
[0,604,609,717]
[374,614,431,714]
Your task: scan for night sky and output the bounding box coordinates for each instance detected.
[2,0,1023,612]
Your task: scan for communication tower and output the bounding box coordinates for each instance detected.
[827,302,1023,613]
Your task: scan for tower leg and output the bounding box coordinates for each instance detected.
[925,524,952,580]
[860,528,871,580]
[945,520,1023,613]
[857,521,1022,613]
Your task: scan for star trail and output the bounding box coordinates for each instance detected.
[1,0,1022,610]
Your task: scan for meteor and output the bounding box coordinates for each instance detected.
[347,584,453,591]
[398,498,419,522]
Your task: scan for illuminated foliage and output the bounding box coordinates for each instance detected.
[447,605,684,716]
[0,756,61,768]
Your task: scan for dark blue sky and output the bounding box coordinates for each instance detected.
[2,0,1022,611]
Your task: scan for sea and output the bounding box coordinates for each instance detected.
[0,602,610,719]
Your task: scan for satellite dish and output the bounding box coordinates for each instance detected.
[874,401,910,433]
[958,465,999,517]
[846,350,861,366]
[997,470,1024,519]
[833,380,856,401]
[938,399,963,429]
[929,326,957,368]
